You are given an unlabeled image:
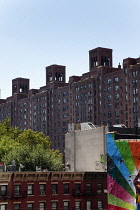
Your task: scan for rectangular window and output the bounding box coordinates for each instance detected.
[86,183,92,194]
[52,184,58,194]
[107,95,111,101]
[115,94,119,100]
[39,202,45,210]
[52,202,58,210]
[114,77,119,82]
[107,78,111,84]
[27,184,33,195]
[14,185,21,196]
[86,201,92,210]
[0,185,7,196]
[0,205,7,210]
[75,201,81,210]
[64,183,69,194]
[97,183,102,194]
[14,204,20,210]
[64,201,69,210]
[39,184,45,195]
[27,203,33,210]
[98,200,103,208]
[75,183,81,195]
[115,85,119,91]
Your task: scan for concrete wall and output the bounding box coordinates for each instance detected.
[65,126,108,172]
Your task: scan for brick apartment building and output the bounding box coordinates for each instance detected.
[0,47,140,152]
[0,171,107,210]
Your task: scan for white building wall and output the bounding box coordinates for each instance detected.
[65,126,108,172]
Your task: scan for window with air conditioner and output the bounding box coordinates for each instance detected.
[39,184,46,195]
[52,184,58,194]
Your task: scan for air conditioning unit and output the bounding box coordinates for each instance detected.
[40,190,45,195]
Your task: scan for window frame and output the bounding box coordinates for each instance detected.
[39,184,46,195]
[27,203,33,210]
[52,202,58,210]
[14,185,21,196]
[0,185,7,196]
[64,201,69,210]
[52,184,58,194]
[39,202,45,210]
[14,203,20,210]
[27,184,33,195]
[64,183,69,194]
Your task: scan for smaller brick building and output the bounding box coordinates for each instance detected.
[0,171,107,210]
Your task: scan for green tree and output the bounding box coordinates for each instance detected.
[0,119,64,171]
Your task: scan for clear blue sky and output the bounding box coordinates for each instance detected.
[1,0,140,99]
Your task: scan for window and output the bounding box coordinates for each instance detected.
[115,94,119,100]
[97,183,102,194]
[115,85,119,91]
[115,111,119,117]
[86,201,92,210]
[114,77,119,82]
[52,202,58,210]
[64,201,69,210]
[39,202,45,210]
[63,91,67,96]
[64,183,69,194]
[52,184,58,194]
[107,86,111,92]
[14,204,20,210]
[98,200,103,208]
[27,184,33,195]
[107,78,111,84]
[14,185,20,196]
[0,185,7,196]
[0,205,7,210]
[27,203,33,210]
[75,201,81,210]
[107,95,111,101]
[115,119,120,124]
[108,111,111,117]
[63,114,67,118]
[108,103,112,108]
[75,183,81,195]
[39,184,45,194]
[85,183,92,194]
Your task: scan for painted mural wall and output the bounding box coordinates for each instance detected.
[106,133,140,210]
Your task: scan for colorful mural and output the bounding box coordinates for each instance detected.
[106,133,140,210]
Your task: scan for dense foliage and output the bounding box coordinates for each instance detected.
[0,118,64,171]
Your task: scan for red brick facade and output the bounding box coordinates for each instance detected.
[0,171,107,210]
